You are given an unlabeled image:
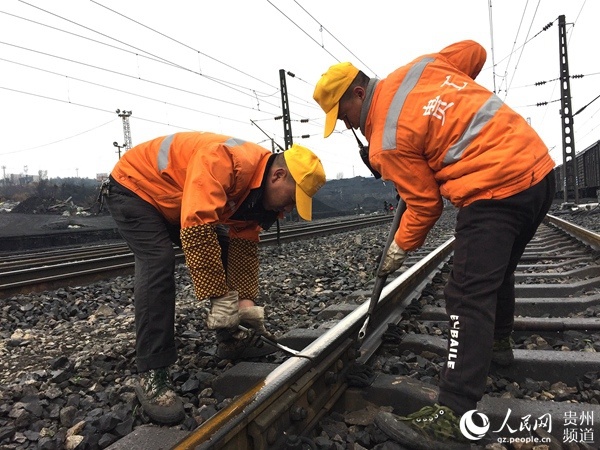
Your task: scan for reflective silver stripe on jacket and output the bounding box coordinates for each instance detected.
[381,58,503,167]
[382,57,433,150]
[443,93,502,165]
[225,137,246,147]
[157,134,175,171]
[157,135,246,171]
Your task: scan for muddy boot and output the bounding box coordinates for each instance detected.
[134,367,185,425]
[375,404,473,450]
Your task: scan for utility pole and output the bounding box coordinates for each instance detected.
[558,15,578,204]
[279,69,293,150]
[116,109,133,151]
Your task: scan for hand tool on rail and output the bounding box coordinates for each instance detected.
[357,197,406,343]
[238,325,301,356]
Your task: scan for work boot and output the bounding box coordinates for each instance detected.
[375,404,471,450]
[134,368,185,425]
[216,328,276,360]
[491,335,515,366]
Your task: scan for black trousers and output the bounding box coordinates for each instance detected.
[105,180,228,372]
[438,171,555,414]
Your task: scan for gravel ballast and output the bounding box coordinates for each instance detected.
[1,205,599,449]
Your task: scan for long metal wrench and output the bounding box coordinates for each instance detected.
[358,198,406,342]
[238,325,301,356]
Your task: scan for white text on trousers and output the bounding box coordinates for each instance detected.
[448,314,460,369]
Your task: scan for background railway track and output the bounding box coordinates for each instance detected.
[1,208,600,449]
[0,214,392,298]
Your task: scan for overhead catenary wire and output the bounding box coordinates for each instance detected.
[290,0,378,78]
[265,0,339,62]
[501,0,541,99]
[19,0,277,100]
[0,85,253,153]
[0,1,597,178]
[10,0,321,120]
[0,50,281,114]
[487,0,497,94]
[486,1,597,152]
[0,113,116,155]
[0,3,318,153]
[88,0,280,91]
[8,4,283,105]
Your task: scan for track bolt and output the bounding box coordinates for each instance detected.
[290,406,307,421]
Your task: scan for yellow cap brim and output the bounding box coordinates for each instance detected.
[295,184,312,221]
[324,103,339,138]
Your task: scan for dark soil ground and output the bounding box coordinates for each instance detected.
[0,212,116,237]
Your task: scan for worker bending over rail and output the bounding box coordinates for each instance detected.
[314,40,555,448]
[104,132,325,424]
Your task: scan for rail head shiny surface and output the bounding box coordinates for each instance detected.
[170,237,455,449]
[546,213,600,250]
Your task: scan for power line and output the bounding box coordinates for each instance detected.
[11,2,312,112]
[503,0,543,99]
[0,105,115,155]
[0,52,280,116]
[4,1,323,138]
[9,4,279,103]
[89,0,277,90]
[265,0,339,62]
[0,85,264,154]
[291,0,378,77]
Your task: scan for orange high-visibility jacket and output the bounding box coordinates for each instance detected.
[110,132,273,242]
[364,40,555,251]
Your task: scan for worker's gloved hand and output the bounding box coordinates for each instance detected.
[378,241,407,277]
[206,291,240,330]
[238,305,277,341]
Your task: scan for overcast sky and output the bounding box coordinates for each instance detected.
[1,0,598,181]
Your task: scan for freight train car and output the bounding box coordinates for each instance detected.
[554,140,600,200]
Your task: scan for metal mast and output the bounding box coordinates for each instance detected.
[279,70,293,151]
[116,109,133,151]
[558,15,578,204]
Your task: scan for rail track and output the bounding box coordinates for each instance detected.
[0,214,392,298]
[3,211,600,449]
[155,214,600,450]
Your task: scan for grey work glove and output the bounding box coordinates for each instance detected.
[238,306,277,341]
[378,241,407,277]
[207,291,240,330]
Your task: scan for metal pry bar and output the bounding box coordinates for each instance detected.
[238,325,301,356]
[358,198,406,342]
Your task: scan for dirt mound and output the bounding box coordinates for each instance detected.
[11,197,52,214]
[10,196,101,216]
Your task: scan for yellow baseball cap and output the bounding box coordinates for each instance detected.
[313,62,359,138]
[283,144,326,221]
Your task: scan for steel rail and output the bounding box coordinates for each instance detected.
[171,216,600,449]
[0,215,392,297]
[546,213,600,250]
[171,239,454,449]
[0,215,391,268]
[0,243,128,270]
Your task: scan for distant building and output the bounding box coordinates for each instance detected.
[5,173,40,185]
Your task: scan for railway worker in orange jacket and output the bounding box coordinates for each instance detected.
[314,40,555,448]
[104,131,325,425]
